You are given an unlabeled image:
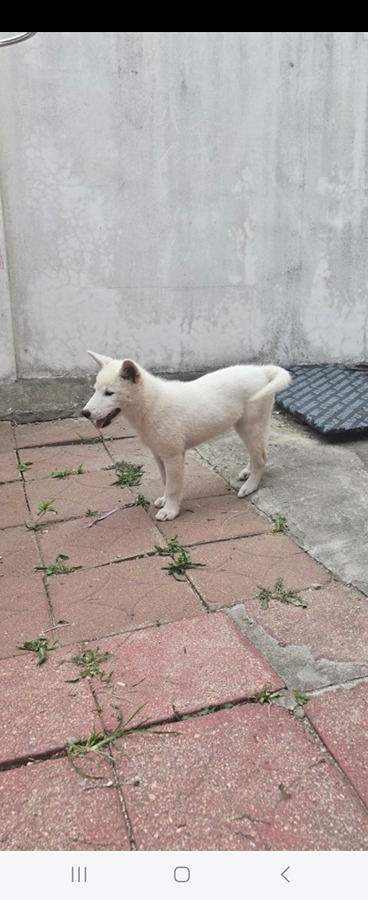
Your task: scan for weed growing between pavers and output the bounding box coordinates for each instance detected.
[17,460,33,473]
[76,433,102,444]
[64,647,113,684]
[18,634,58,665]
[272,516,288,533]
[155,536,183,556]
[66,698,184,777]
[76,433,114,443]
[108,460,144,488]
[250,687,282,704]
[85,508,100,517]
[163,550,206,581]
[35,554,82,576]
[257,578,307,609]
[65,703,176,779]
[135,494,150,510]
[171,701,235,721]
[26,499,58,531]
[66,725,124,778]
[294,690,309,706]
[155,536,206,581]
[50,464,85,479]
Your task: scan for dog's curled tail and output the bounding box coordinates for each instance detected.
[251,365,291,401]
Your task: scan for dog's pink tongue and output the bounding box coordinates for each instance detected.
[95,419,105,430]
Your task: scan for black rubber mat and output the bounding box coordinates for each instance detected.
[276,365,368,436]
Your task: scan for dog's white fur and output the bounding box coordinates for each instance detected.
[83,352,291,520]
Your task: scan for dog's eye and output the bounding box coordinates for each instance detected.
[104,389,114,396]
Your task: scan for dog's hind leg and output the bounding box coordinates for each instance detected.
[235,399,273,496]
[153,453,167,509]
[155,454,185,520]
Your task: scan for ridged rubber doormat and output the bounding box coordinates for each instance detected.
[276,365,368,436]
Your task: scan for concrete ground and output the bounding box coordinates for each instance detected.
[199,409,368,596]
[0,385,367,851]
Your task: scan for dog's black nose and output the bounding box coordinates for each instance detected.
[82,409,91,419]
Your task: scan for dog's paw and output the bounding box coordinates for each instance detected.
[238,465,251,481]
[155,505,180,521]
[154,496,166,508]
[238,480,259,498]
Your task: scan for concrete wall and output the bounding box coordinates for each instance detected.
[0,32,368,381]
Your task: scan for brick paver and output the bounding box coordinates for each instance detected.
[0,526,40,577]
[186,534,331,609]
[46,555,205,645]
[24,470,136,524]
[37,506,161,569]
[17,442,112,480]
[0,573,52,659]
[0,450,21,483]
[0,646,100,764]
[306,682,368,806]
[15,416,135,448]
[243,582,368,664]
[0,757,130,850]
[93,611,284,730]
[114,703,368,850]
[0,421,16,451]
[0,481,29,528]
[155,493,271,545]
[109,439,234,503]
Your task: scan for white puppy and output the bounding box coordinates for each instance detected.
[82,352,291,520]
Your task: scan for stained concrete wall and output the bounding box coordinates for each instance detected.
[0,32,368,381]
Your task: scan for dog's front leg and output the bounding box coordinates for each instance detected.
[153,453,167,509]
[155,455,184,520]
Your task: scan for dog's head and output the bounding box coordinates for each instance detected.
[82,351,141,429]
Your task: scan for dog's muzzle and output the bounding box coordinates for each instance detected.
[82,408,121,429]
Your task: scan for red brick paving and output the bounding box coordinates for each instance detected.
[93,611,284,730]
[114,704,368,851]
[24,470,136,524]
[15,417,98,447]
[0,450,21,483]
[1,417,367,853]
[306,682,368,806]
[0,525,40,577]
[155,493,271,545]
[14,416,135,448]
[47,555,204,645]
[0,421,16,451]
[109,439,234,503]
[185,534,330,609]
[0,757,130,850]
[0,573,52,659]
[0,481,29,528]
[38,506,161,569]
[17,441,112,480]
[242,582,368,664]
[107,436,163,472]
[0,646,100,764]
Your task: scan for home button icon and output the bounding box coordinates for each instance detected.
[174,866,191,883]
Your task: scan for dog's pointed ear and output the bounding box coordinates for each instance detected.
[87,351,112,368]
[120,359,140,383]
